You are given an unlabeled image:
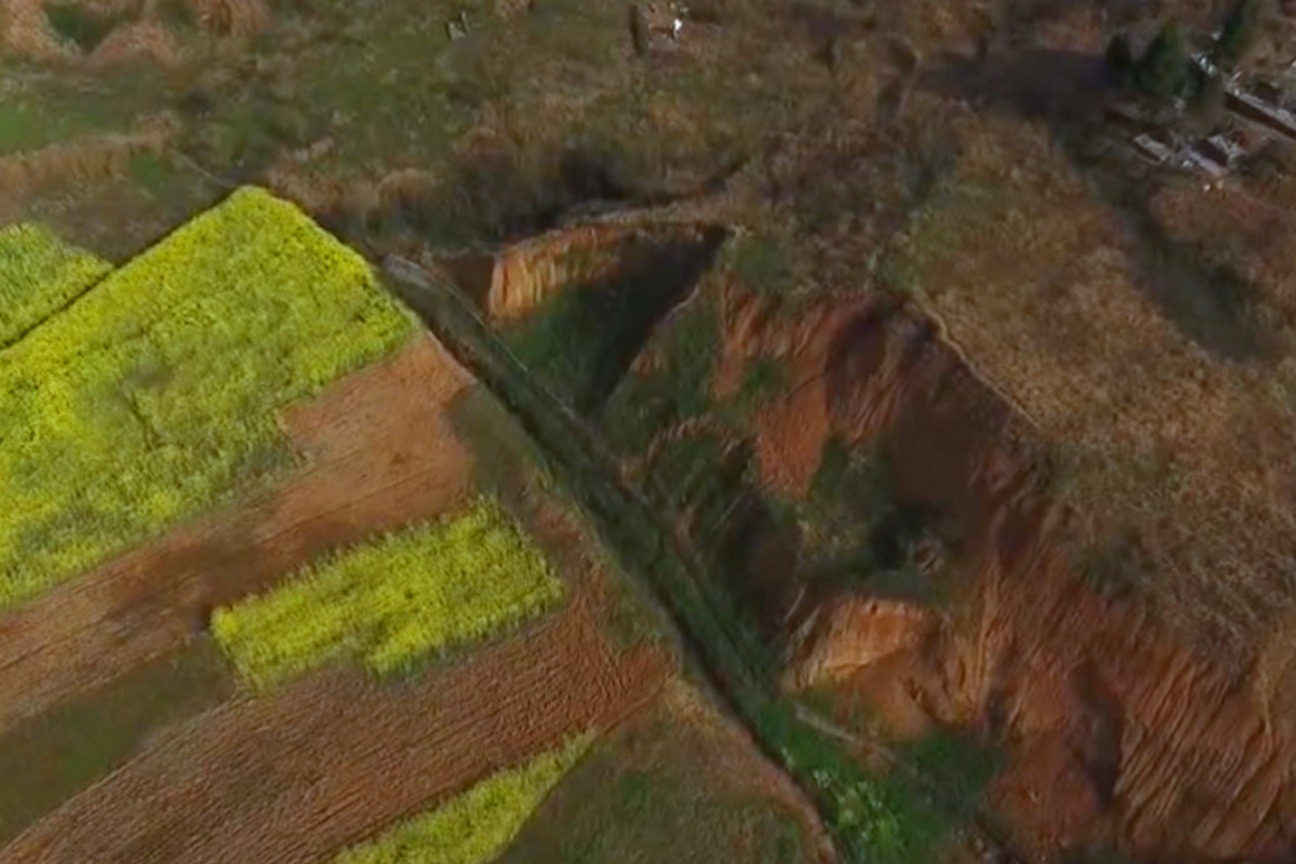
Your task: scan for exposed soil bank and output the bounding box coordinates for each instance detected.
[433,222,727,323]
[0,336,475,734]
[715,281,1296,862]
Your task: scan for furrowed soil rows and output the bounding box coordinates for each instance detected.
[0,336,475,733]
[0,557,668,864]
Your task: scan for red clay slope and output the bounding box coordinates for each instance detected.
[715,279,1296,862]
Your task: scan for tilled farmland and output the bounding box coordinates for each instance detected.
[0,336,476,733]
[1,574,667,864]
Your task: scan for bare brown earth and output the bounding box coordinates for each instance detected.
[0,558,669,864]
[700,280,1296,861]
[0,335,476,735]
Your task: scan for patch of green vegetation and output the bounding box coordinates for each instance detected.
[0,56,169,159]
[0,223,112,348]
[797,437,944,602]
[212,498,564,690]
[874,168,983,298]
[0,638,232,845]
[1075,531,1141,601]
[651,431,731,510]
[1135,21,1191,100]
[499,708,810,864]
[156,0,196,30]
[756,702,949,864]
[44,2,130,53]
[385,266,961,864]
[448,384,669,654]
[336,735,592,864]
[293,0,472,169]
[898,730,999,825]
[127,154,178,198]
[1215,0,1262,69]
[0,187,412,609]
[507,242,718,416]
[603,288,722,454]
[726,234,794,297]
[729,354,787,419]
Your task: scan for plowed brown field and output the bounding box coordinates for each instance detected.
[0,336,476,734]
[0,545,668,864]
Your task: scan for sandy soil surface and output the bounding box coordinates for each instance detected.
[0,336,477,734]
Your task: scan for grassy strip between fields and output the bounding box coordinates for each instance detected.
[0,638,233,846]
[334,735,592,864]
[212,498,565,690]
[384,259,955,864]
[0,186,412,610]
[0,224,112,350]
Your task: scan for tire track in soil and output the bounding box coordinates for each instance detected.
[0,582,669,864]
[0,336,477,734]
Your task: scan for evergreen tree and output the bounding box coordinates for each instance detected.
[1215,0,1263,69]
[1136,21,1190,100]
[1105,33,1136,86]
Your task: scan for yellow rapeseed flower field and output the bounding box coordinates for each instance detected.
[211,498,566,690]
[334,735,592,864]
[0,187,412,609]
[0,224,112,348]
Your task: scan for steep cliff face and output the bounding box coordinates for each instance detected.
[436,223,724,323]
[476,221,1296,862]
[761,294,1296,862]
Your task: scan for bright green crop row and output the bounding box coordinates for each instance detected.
[0,186,413,609]
[0,224,112,349]
[335,735,592,864]
[211,498,566,690]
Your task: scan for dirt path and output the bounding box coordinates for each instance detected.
[0,336,477,734]
[0,564,669,864]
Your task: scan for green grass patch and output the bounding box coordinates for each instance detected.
[292,0,472,169]
[898,730,999,826]
[756,703,952,864]
[499,707,809,864]
[44,2,129,53]
[0,186,411,610]
[724,233,794,297]
[212,498,565,689]
[384,263,961,864]
[0,224,111,348]
[726,354,786,421]
[796,437,945,602]
[128,153,179,198]
[603,288,722,455]
[336,735,592,864]
[0,638,232,845]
